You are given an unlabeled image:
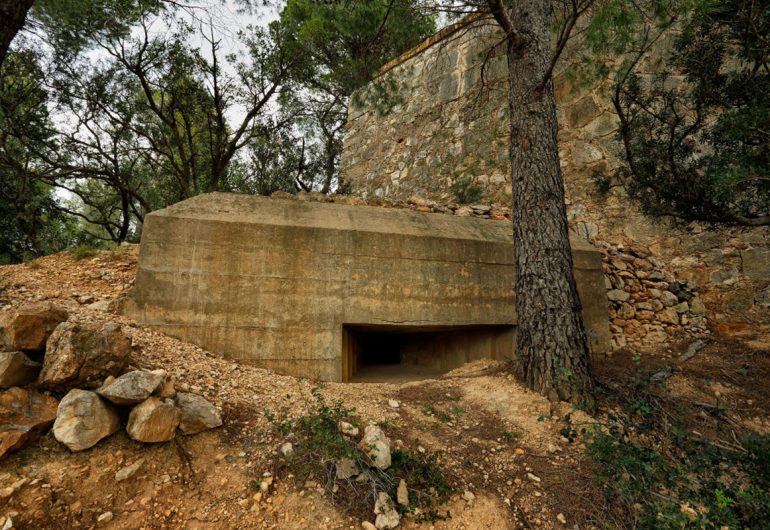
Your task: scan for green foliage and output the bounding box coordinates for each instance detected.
[422,403,451,423]
[0,51,80,263]
[276,0,435,98]
[30,0,165,58]
[609,0,770,225]
[450,175,484,205]
[67,245,100,261]
[264,388,452,522]
[500,429,520,443]
[588,370,770,528]
[1,0,433,255]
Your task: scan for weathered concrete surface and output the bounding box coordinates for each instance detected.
[125,193,609,382]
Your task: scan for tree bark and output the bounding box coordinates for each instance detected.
[494,0,594,405]
[0,0,34,69]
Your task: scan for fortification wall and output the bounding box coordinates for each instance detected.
[340,20,770,350]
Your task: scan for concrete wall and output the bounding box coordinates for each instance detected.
[125,193,609,381]
[340,20,770,350]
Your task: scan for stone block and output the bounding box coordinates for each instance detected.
[566,96,602,128]
[39,322,131,390]
[0,387,58,460]
[742,248,770,282]
[571,142,604,166]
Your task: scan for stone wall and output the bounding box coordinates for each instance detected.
[340,20,770,350]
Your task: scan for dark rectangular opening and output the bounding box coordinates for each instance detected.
[342,324,514,383]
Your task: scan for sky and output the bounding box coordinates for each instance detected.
[177,0,279,61]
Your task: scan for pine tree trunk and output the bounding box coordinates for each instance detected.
[503,0,594,405]
[0,0,34,69]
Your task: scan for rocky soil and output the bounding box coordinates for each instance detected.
[0,246,767,529]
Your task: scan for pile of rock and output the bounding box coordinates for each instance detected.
[599,243,708,349]
[276,421,406,529]
[271,190,512,222]
[0,302,221,460]
[338,423,404,530]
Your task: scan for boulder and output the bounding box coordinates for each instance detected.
[96,512,113,526]
[374,492,400,529]
[38,322,130,389]
[53,389,120,451]
[690,297,706,316]
[0,352,41,388]
[97,370,164,405]
[660,291,679,307]
[127,397,180,442]
[175,392,222,435]
[0,387,58,460]
[359,424,391,470]
[0,302,68,353]
[280,442,294,458]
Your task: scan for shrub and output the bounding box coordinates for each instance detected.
[264,388,452,522]
[588,369,770,528]
[68,245,99,261]
[450,175,484,205]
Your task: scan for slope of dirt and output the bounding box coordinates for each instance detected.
[1,247,767,529]
[0,247,588,529]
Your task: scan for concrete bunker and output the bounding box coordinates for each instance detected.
[124,193,610,382]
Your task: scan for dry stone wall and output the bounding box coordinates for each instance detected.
[340,20,770,351]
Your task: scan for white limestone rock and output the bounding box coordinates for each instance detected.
[53,390,120,451]
[374,492,400,529]
[359,424,391,470]
[338,421,359,437]
[97,370,164,405]
[126,397,180,443]
[335,458,359,480]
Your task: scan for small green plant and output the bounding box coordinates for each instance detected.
[450,175,484,205]
[421,404,451,423]
[588,369,770,529]
[68,245,99,261]
[559,413,580,443]
[377,418,398,430]
[501,430,520,443]
[449,406,464,417]
[264,389,452,522]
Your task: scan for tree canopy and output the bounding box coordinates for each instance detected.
[612,0,770,226]
[0,0,435,261]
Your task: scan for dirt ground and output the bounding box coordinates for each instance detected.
[0,246,767,529]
